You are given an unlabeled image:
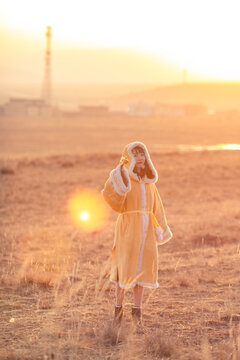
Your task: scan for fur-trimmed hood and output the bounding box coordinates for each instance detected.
[120,141,158,183]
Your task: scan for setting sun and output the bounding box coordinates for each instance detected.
[79,211,90,222]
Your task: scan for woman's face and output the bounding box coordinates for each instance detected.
[132,148,145,168]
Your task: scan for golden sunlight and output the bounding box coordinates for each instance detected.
[68,189,108,232]
[221,144,240,151]
[1,0,240,81]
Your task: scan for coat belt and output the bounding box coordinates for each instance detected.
[119,210,163,232]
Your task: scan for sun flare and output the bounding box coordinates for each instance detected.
[68,189,108,232]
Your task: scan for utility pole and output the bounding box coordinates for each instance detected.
[42,26,52,104]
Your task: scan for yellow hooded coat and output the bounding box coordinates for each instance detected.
[102,141,172,289]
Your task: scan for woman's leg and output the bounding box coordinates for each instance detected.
[114,282,125,325]
[116,282,125,306]
[132,285,144,327]
[133,284,144,307]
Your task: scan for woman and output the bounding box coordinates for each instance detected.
[102,141,172,327]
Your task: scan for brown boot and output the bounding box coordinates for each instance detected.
[113,305,123,326]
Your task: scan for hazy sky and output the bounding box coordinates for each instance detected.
[1,0,240,84]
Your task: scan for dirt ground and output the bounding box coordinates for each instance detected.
[0,115,240,359]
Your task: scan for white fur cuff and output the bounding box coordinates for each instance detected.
[155,227,163,242]
[157,226,173,245]
[110,164,131,196]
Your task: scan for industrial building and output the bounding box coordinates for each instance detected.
[128,102,208,117]
[3,98,53,117]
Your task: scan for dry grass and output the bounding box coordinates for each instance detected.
[143,329,179,358]
[1,121,240,359]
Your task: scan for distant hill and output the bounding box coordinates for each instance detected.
[2,82,240,112]
[114,82,240,111]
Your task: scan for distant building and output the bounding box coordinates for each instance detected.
[128,103,154,117]
[128,102,208,117]
[213,109,240,120]
[155,103,208,117]
[154,103,185,117]
[182,104,208,117]
[79,105,109,116]
[2,98,54,117]
[62,110,80,118]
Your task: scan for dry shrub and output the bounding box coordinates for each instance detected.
[60,160,75,168]
[235,212,240,220]
[17,253,65,289]
[18,262,54,288]
[174,272,195,287]
[211,338,240,360]
[199,326,240,360]
[14,229,73,289]
[181,352,202,360]
[191,233,236,247]
[201,337,212,360]
[1,166,15,175]
[178,276,191,287]
[16,156,48,168]
[0,346,44,360]
[218,300,240,324]
[220,314,240,322]
[143,328,178,358]
[95,320,127,347]
[198,273,216,284]
[37,292,53,309]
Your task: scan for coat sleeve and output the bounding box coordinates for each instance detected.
[153,184,173,245]
[101,164,131,212]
